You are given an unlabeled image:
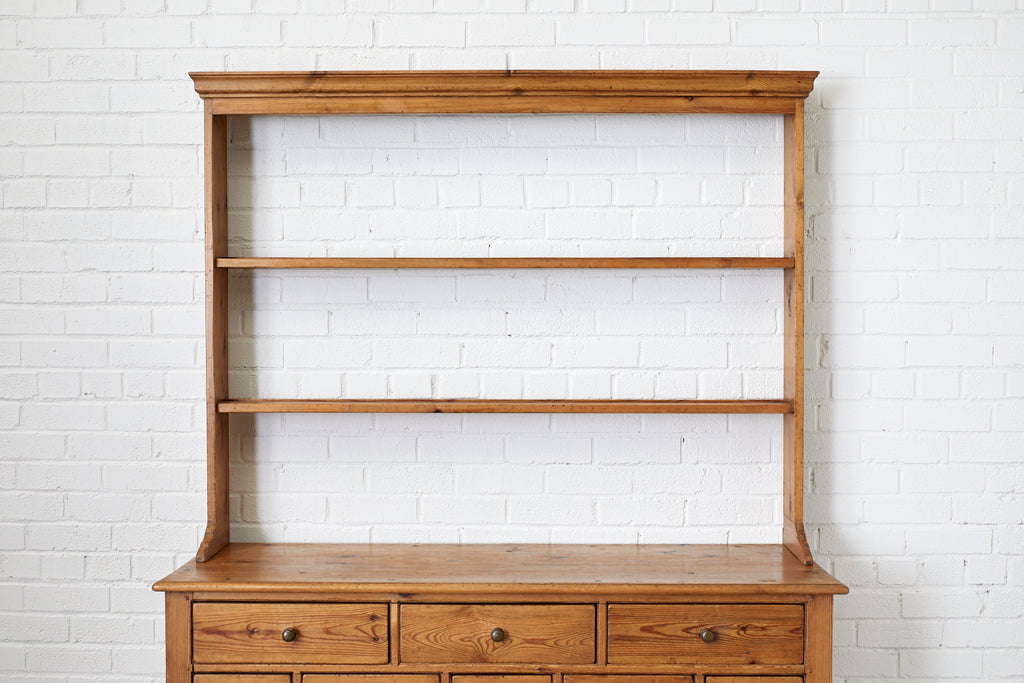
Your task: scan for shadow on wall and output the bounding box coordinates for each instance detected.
[804,84,957,679]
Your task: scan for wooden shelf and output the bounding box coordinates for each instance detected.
[217,257,794,270]
[218,399,794,414]
[154,543,848,596]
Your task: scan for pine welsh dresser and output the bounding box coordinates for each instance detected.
[155,70,848,683]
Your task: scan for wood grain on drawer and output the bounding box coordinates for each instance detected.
[305,677,440,683]
[400,604,595,664]
[193,603,388,664]
[452,677,552,683]
[607,604,803,665]
[565,677,694,683]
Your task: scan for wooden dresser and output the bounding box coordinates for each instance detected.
[155,70,847,683]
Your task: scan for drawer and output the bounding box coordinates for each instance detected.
[706,679,802,683]
[305,678,440,683]
[607,604,803,665]
[400,604,595,664]
[193,603,388,664]
[195,677,292,683]
[452,677,551,683]
[566,677,694,683]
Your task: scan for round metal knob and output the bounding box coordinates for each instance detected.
[699,627,716,643]
[282,627,298,642]
[491,627,505,642]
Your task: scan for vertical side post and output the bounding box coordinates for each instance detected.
[783,99,813,565]
[164,592,192,683]
[804,595,834,683]
[197,104,230,562]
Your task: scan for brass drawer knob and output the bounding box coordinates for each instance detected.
[282,627,298,642]
[491,627,505,642]
[699,627,716,643]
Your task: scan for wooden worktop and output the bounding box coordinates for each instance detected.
[155,543,847,596]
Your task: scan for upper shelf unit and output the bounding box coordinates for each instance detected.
[192,69,817,563]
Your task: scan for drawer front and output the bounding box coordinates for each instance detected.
[400,604,595,664]
[706,679,803,683]
[452,677,551,683]
[195,677,292,683]
[607,604,803,665]
[566,677,694,683]
[305,678,440,683]
[193,603,388,664]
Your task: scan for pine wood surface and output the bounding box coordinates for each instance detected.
[193,602,388,664]
[164,592,192,683]
[778,102,811,565]
[216,257,795,270]
[781,102,812,566]
[155,544,847,595]
[198,105,230,564]
[305,677,441,683]
[217,399,794,415]
[606,604,803,666]
[211,95,805,116]
[565,677,694,683]
[400,604,595,664]
[190,70,818,116]
[803,595,834,683]
[595,603,608,665]
[191,663,807,677]
[190,70,817,97]
[194,676,292,683]
[451,677,552,683]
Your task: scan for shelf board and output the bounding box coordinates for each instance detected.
[216,257,794,270]
[155,542,847,595]
[218,399,793,414]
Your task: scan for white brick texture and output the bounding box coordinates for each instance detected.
[2,4,1023,682]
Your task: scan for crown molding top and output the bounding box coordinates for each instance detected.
[189,70,819,115]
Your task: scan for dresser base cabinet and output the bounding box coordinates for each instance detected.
[155,544,846,683]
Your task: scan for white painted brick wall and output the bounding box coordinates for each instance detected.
[2,3,1023,681]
